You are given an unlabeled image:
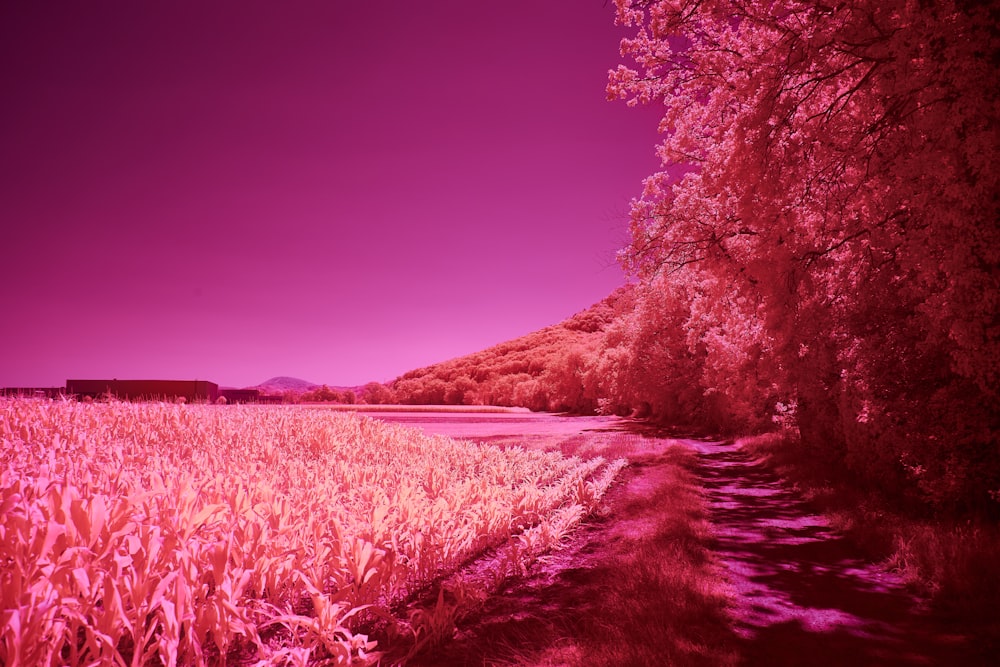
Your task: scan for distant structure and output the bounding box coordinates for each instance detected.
[219,388,261,404]
[65,379,219,403]
[1,380,291,404]
[0,387,64,399]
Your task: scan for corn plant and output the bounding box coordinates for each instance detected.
[1,398,624,664]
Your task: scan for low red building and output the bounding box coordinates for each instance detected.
[219,388,261,404]
[66,379,219,403]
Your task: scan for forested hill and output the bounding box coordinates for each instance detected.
[390,286,632,412]
[389,1,999,516]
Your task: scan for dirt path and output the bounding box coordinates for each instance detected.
[372,413,983,665]
[690,439,979,666]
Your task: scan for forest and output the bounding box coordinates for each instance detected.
[390,0,999,517]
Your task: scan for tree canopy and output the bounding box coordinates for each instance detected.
[388,1,997,514]
[606,0,999,512]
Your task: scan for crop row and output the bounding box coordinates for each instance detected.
[0,399,623,665]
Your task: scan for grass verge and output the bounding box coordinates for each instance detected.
[415,439,740,666]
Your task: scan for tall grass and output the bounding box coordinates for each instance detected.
[553,444,738,667]
[0,398,623,665]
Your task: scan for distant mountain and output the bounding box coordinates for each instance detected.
[252,376,319,393]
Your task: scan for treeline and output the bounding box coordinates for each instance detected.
[287,383,392,405]
[384,283,767,425]
[604,0,999,516]
[297,385,357,404]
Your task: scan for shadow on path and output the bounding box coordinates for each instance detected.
[689,439,980,666]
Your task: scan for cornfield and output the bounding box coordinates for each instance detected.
[0,398,624,665]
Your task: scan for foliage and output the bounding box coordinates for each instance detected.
[390,289,629,413]
[0,398,623,665]
[740,431,1000,650]
[299,385,357,404]
[360,382,395,405]
[605,0,1000,513]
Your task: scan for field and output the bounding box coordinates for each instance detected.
[304,405,532,414]
[0,398,624,666]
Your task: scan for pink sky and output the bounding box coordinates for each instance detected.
[0,1,660,389]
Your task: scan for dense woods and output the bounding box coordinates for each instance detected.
[606,0,999,515]
[395,0,998,516]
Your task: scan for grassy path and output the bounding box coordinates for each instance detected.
[407,430,740,666]
[371,414,986,665]
[691,439,983,666]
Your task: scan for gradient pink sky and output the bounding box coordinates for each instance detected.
[1,1,660,389]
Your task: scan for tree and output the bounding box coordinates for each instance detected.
[610,0,999,511]
[361,382,395,405]
[596,277,704,421]
[444,376,477,405]
[544,345,600,413]
[301,385,338,402]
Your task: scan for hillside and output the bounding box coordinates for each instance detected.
[390,286,632,412]
[251,376,319,393]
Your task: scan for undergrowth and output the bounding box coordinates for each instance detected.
[738,430,1000,654]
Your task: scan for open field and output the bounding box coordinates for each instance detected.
[0,399,623,665]
[305,405,531,414]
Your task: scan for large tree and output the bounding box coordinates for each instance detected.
[609,0,999,511]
